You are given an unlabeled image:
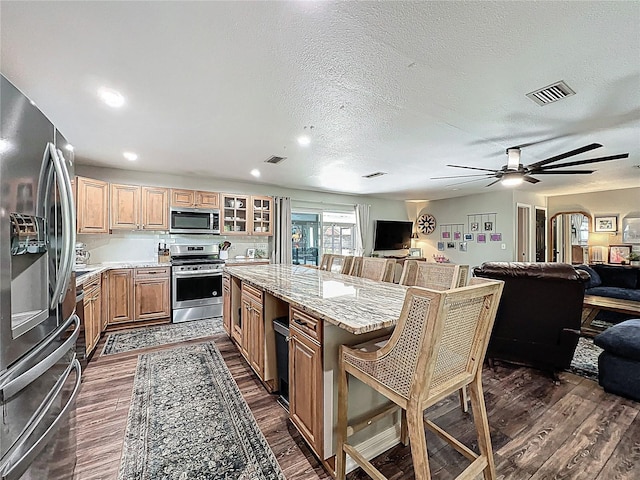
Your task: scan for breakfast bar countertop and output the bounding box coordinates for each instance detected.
[224,264,408,334]
[75,262,171,286]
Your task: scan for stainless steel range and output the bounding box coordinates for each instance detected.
[170,244,224,323]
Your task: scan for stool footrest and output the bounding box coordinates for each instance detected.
[343,443,387,480]
[347,403,399,437]
[424,419,478,461]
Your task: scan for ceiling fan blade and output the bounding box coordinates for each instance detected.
[531,153,629,170]
[447,164,500,173]
[530,170,595,174]
[523,176,540,184]
[431,173,495,179]
[527,143,603,169]
[486,179,502,187]
[446,177,498,187]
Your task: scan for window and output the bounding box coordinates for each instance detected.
[322,211,356,256]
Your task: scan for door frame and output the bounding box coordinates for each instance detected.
[516,203,533,262]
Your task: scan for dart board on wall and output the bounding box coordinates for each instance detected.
[417,214,437,235]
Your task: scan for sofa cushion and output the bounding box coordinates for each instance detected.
[594,319,640,361]
[586,286,640,302]
[592,264,638,289]
[575,264,602,288]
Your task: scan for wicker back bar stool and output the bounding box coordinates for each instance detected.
[360,257,396,283]
[319,254,332,271]
[336,277,504,480]
[341,256,355,275]
[349,256,363,277]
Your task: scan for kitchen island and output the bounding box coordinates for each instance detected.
[223,264,408,474]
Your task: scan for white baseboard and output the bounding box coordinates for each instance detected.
[345,424,401,473]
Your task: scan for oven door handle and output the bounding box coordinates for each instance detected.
[173,270,223,278]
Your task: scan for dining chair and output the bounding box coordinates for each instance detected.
[360,257,395,283]
[329,254,346,273]
[336,278,504,480]
[399,260,472,411]
[340,256,354,275]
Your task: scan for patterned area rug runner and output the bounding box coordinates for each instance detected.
[102,318,224,355]
[569,336,603,381]
[119,342,285,480]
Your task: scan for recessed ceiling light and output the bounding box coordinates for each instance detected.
[123,151,138,161]
[65,144,74,152]
[98,87,125,108]
[297,135,311,146]
[250,169,260,177]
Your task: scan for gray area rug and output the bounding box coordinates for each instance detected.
[102,318,224,355]
[118,342,285,480]
[569,336,603,381]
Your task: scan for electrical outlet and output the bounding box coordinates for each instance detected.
[501,243,506,250]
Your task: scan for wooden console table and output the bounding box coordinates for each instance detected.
[581,295,640,336]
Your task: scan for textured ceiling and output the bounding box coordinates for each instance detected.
[2,1,639,200]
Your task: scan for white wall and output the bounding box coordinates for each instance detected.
[406,189,547,270]
[75,165,408,262]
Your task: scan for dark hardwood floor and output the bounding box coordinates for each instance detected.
[73,330,640,480]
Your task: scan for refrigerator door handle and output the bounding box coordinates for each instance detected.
[1,359,81,480]
[49,145,75,308]
[0,315,80,399]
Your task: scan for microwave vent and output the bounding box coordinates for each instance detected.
[264,155,287,164]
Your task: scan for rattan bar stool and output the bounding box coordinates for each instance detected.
[349,256,363,276]
[341,256,355,275]
[360,257,395,283]
[336,278,504,480]
[329,254,346,272]
[399,260,472,411]
[319,254,332,271]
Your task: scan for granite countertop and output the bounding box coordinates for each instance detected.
[225,258,271,266]
[75,262,171,286]
[224,264,408,334]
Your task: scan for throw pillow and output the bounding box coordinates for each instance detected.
[595,265,638,289]
[575,264,602,288]
[594,319,640,361]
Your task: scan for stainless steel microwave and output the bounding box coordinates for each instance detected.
[169,207,220,234]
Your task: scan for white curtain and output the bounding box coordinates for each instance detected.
[354,204,370,256]
[271,197,292,264]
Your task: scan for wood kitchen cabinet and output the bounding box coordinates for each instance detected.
[250,196,273,236]
[108,267,170,327]
[108,269,134,325]
[222,194,249,235]
[83,275,102,356]
[111,184,169,230]
[76,176,109,234]
[101,271,109,332]
[240,283,264,377]
[170,188,219,209]
[134,268,170,321]
[289,310,323,458]
[223,274,231,335]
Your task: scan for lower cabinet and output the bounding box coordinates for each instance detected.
[83,276,102,356]
[108,267,170,326]
[240,284,265,379]
[223,275,231,335]
[289,321,323,458]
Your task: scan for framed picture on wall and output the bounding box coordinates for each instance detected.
[609,244,631,264]
[437,242,445,251]
[477,233,486,243]
[464,233,474,241]
[623,217,640,244]
[594,215,618,232]
[446,242,456,249]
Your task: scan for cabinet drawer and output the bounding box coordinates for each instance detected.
[242,283,263,302]
[82,275,101,291]
[290,307,322,344]
[135,267,170,278]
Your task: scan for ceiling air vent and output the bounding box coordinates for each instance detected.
[264,155,287,164]
[362,171,387,179]
[526,81,575,106]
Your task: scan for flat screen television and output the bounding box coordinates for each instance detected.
[373,220,413,250]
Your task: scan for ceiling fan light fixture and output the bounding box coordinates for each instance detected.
[501,171,524,187]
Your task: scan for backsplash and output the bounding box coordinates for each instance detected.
[78,231,271,264]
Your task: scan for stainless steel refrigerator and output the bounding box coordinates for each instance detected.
[0,75,81,480]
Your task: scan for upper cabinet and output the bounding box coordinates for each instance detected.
[222,194,273,236]
[76,176,109,234]
[250,196,272,236]
[170,188,219,209]
[110,184,168,231]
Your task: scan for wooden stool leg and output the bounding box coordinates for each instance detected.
[406,404,432,480]
[336,364,350,480]
[458,386,469,413]
[469,374,496,480]
[400,409,410,446]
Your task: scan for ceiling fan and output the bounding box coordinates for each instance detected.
[431,143,629,187]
